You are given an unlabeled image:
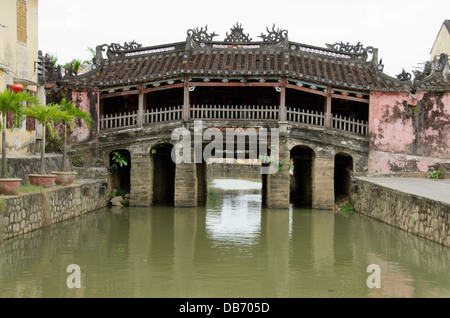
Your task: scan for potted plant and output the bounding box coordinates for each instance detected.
[0,85,39,194]
[25,103,70,187]
[51,99,92,185]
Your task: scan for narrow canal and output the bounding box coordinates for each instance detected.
[1,176,450,298]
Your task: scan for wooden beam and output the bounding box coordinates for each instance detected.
[143,82,184,94]
[100,89,139,99]
[188,82,282,88]
[286,83,327,97]
[331,93,369,104]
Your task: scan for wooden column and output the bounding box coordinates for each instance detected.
[183,76,190,121]
[137,84,144,127]
[279,77,287,121]
[96,88,101,135]
[325,86,332,129]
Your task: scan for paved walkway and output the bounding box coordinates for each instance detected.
[357,177,450,205]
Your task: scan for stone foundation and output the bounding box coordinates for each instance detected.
[0,180,107,242]
[354,178,450,247]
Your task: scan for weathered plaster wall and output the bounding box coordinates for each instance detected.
[369,91,450,174]
[0,0,41,156]
[66,89,99,144]
[0,0,39,86]
[3,127,37,155]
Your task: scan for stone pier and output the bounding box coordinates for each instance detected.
[312,154,335,210]
[174,162,198,207]
[129,153,153,207]
[265,141,291,209]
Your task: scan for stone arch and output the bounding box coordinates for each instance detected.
[151,143,176,204]
[108,149,131,194]
[290,145,316,206]
[334,152,354,202]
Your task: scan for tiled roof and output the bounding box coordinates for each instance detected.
[56,25,442,93]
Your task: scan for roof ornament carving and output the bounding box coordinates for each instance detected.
[396,69,412,82]
[326,41,375,62]
[224,22,252,43]
[432,53,449,72]
[258,24,288,43]
[95,41,143,60]
[187,26,219,43]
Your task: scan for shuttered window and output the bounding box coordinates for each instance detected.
[17,0,27,44]
[26,90,36,131]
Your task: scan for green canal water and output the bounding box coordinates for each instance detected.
[1,178,450,298]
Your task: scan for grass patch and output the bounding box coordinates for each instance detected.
[18,185,46,194]
[339,202,354,213]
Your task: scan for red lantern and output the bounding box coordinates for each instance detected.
[11,83,24,93]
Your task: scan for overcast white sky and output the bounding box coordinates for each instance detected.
[38,0,449,77]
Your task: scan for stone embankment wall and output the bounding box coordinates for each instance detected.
[354,178,450,247]
[0,180,107,242]
[6,155,62,183]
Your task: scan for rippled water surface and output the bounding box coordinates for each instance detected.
[1,178,450,298]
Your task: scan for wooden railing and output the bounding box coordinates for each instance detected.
[99,105,368,136]
[144,105,183,124]
[100,111,137,130]
[191,104,279,121]
[287,107,325,127]
[332,114,368,135]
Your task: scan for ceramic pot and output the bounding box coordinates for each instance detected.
[0,178,22,195]
[51,171,77,186]
[28,174,57,188]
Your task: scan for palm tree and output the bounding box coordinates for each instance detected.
[57,99,92,171]
[0,88,39,178]
[25,104,71,175]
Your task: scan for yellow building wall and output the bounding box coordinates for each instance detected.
[0,0,42,155]
[431,23,450,59]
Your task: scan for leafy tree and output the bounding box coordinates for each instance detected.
[57,99,92,171]
[25,104,71,175]
[0,89,39,178]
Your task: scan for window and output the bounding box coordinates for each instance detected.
[5,84,36,131]
[17,0,27,44]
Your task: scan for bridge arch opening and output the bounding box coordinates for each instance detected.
[151,143,176,204]
[334,153,354,203]
[108,149,131,194]
[290,146,314,207]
